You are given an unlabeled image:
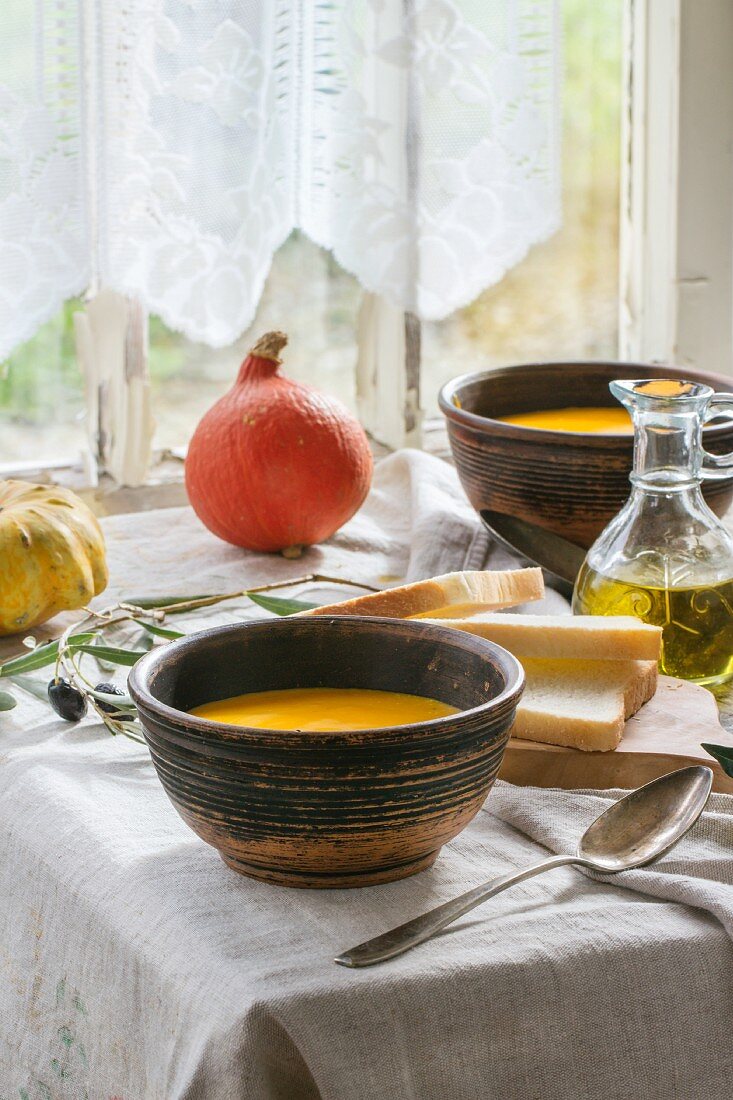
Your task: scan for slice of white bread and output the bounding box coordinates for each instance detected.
[419,612,662,661]
[298,568,544,620]
[512,658,659,752]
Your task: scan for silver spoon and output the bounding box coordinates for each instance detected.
[335,766,713,968]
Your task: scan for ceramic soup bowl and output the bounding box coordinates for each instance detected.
[128,615,524,889]
[440,361,733,549]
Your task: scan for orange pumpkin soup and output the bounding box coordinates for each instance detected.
[499,406,632,434]
[190,686,458,732]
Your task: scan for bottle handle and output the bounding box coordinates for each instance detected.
[701,393,733,480]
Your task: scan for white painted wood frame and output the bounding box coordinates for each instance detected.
[355,0,423,451]
[620,0,733,378]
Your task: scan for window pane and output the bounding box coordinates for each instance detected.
[149,232,363,451]
[0,301,86,469]
[421,0,623,412]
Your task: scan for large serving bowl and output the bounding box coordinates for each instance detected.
[128,615,524,889]
[440,361,733,549]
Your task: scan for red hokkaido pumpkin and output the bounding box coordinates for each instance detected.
[185,331,373,555]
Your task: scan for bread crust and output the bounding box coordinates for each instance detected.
[622,660,658,718]
[299,569,543,619]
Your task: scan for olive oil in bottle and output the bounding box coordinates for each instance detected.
[571,378,733,687]
[573,566,733,684]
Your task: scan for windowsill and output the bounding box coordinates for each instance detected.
[1,428,457,519]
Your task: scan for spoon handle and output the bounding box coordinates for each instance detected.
[335,854,581,968]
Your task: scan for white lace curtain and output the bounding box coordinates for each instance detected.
[0,0,559,362]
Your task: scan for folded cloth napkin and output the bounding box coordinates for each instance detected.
[488,782,733,940]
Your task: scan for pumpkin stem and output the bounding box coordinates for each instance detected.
[238,331,288,383]
[250,331,288,362]
[281,545,304,559]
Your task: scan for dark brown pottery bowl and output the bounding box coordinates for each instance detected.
[440,361,733,549]
[128,616,524,889]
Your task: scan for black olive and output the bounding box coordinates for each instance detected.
[94,682,136,722]
[48,677,88,722]
[94,681,124,711]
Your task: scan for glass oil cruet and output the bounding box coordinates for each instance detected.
[573,378,733,685]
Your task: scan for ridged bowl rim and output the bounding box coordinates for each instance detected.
[127,615,525,747]
[439,361,733,445]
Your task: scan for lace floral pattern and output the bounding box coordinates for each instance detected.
[0,3,88,361]
[303,0,560,320]
[1,0,559,356]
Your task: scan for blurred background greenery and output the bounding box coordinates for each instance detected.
[1,0,623,464]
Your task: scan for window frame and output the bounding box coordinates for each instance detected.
[620,0,733,378]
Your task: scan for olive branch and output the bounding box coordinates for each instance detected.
[0,574,377,741]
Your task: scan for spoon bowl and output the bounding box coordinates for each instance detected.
[578,765,713,871]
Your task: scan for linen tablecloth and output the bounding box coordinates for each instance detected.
[2,449,733,1099]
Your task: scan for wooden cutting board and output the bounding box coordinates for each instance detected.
[499,675,733,794]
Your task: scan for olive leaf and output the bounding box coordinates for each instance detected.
[0,633,98,677]
[701,742,733,778]
[0,690,17,711]
[73,644,149,667]
[140,621,185,640]
[246,592,319,615]
[94,654,119,674]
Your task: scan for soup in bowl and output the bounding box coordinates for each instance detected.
[128,615,524,889]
